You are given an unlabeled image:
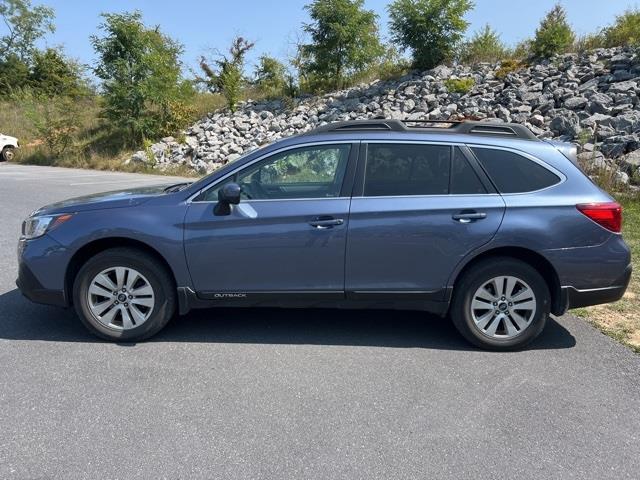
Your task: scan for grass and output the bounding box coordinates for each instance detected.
[0,92,223,178]
[572,194,640,353]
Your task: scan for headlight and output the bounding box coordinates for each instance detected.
[21,214,73,239]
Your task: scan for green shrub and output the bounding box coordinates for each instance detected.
[531,3,575,59]
[23,93,81,157]
[444,77,475,94]
[254,55,287,99]
[509,39,533,62]
[603,8,640,47]
[459,24,508,64]
[349,45,411,85]
[495,59,524,80]
[574,33,607,54]
[198,36,254,112]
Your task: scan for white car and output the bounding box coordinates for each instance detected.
[0,133,18,161]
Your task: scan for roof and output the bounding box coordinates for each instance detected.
[303,119,539,142]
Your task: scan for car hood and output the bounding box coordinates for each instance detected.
[33,184,175,215]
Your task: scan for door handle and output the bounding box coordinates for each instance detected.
[452,211,487,223]
[309,216,344,229]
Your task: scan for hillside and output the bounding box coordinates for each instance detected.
[133,47,640,184]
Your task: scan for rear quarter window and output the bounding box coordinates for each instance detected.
[471,147,560,194]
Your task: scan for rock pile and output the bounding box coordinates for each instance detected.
[130,47,640,184]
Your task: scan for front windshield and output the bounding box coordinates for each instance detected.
[188,145,268,191]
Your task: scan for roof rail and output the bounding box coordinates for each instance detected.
[305,119,538,141]
[309,120,404,133]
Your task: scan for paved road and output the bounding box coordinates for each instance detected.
[0,163,639,479]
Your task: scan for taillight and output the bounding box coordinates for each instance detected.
[576,202,622,233]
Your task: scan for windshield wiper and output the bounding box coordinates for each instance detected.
[163,182,193,193]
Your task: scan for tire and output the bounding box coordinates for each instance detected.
[450,257,550,351]
[73,247,176,341]
[1,146,15,162]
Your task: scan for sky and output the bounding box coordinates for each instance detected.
[15,0,640,77]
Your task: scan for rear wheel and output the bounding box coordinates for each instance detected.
[73,247,176,341]
[1,146,15,162]
[450,257,550,351]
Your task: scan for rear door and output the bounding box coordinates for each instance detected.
[345,142,505,300]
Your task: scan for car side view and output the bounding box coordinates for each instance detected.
[17,120,631,350]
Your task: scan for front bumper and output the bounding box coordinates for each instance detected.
[564,263,632,310]
[16,235,69,308]
[16,261,67,307]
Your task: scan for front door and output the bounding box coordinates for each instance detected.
[345,143,505,300]
[184,142,356,301]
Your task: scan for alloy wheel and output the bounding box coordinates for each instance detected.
[87,267,155,330]
[470,275,537,339]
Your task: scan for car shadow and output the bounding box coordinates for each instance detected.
[0,289,576,350]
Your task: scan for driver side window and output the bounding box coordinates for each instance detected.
[201,144,351,201]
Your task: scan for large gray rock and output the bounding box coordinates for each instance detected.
[588,92,613,114]
[564,96,588,110]
[550,115,581,138]
[127,46,640,186]
[608,80,637,93]
[619,149,640,173]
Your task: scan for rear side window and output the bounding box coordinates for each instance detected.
[364,143,450,196]
[451,147,486,194]
[471,147,560,194]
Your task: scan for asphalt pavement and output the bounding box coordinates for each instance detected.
[0,162,639,479]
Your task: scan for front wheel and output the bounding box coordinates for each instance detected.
[450,257,550,351]
[73,247,176,341]
[1,146,15,162]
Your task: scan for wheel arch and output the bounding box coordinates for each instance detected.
[65,237,177,305]
[450,246,565,316]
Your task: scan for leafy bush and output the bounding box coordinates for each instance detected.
[349,45,411,85]
[459,24,507,64]
[531,3,575,59]
[509,39,533,61]
[198,36,254,112]
[388,0,473,71]
[444,77,475,93]
[495,59,524,80]
[574,33,606,54]
[23,93,81,157]
[603,8,640,47]
[254,55,287,99]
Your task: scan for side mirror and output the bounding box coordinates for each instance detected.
[214,182,241,216]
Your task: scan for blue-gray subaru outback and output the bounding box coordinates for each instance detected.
[16,120,631,350]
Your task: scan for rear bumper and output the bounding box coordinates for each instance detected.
[564,263,632,310]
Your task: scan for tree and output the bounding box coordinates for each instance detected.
[0,52,28,93]
[388,0,473,71]
[254,55,287,98]
[300,0,384,91]
[91,11,191,144]
[197,36,254,112]
[29,48,87,97]
[0,0,54,62]
[531,3,575,59]
[459,24,507,64]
